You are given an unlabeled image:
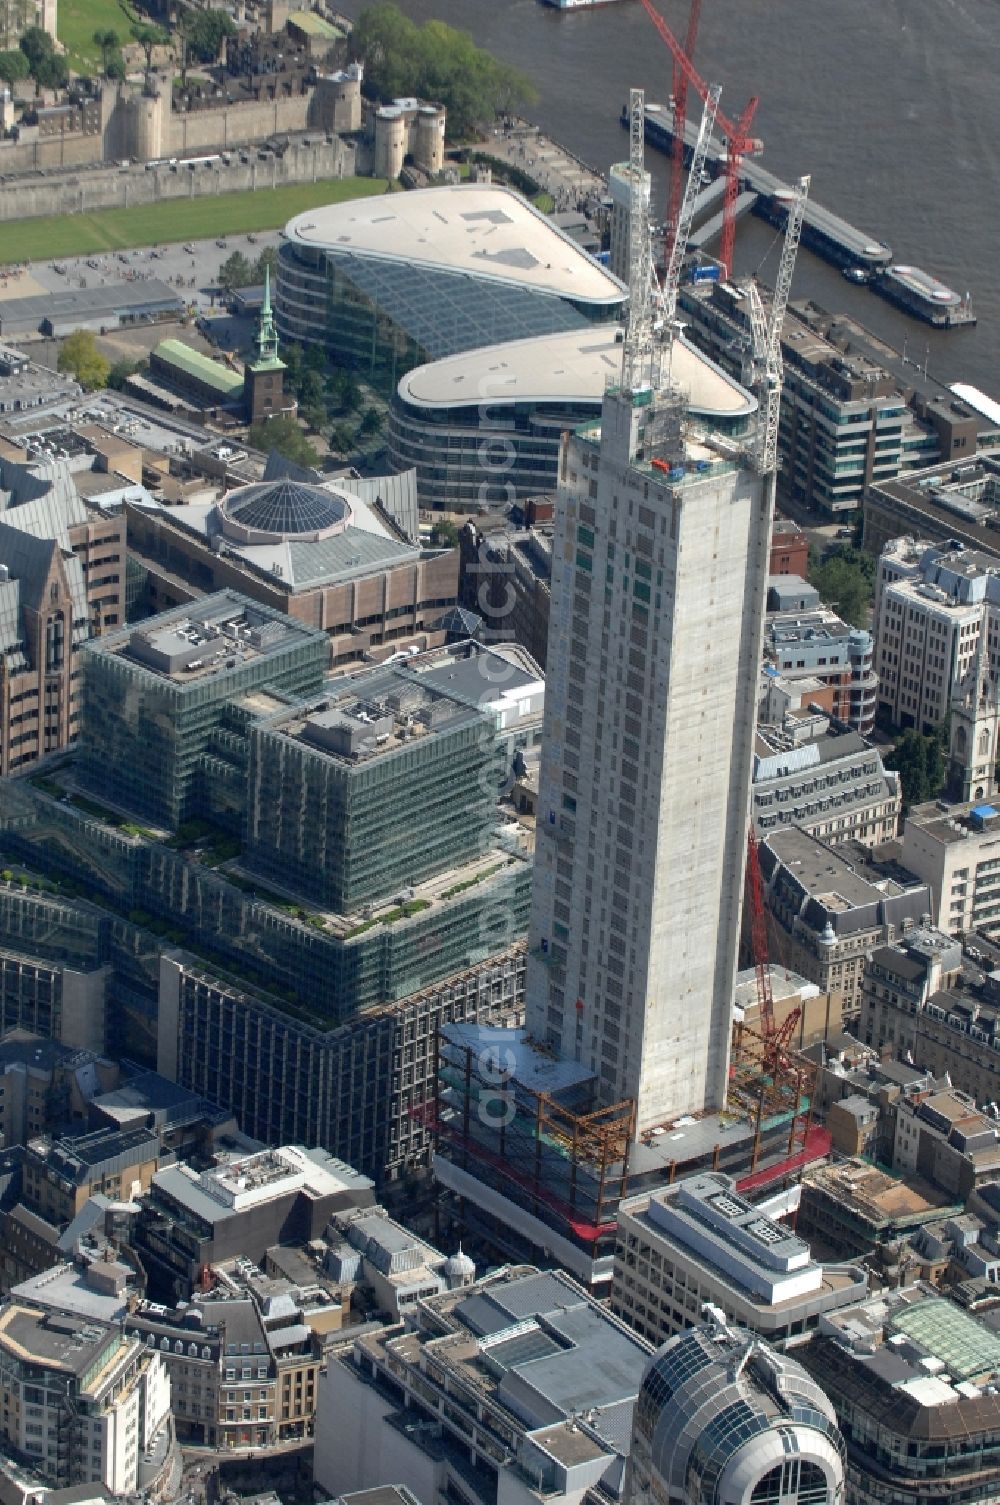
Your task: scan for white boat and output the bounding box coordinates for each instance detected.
[541,0,625,10]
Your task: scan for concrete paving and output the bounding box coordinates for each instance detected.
[0,230,284,326]
[485,121,605,211]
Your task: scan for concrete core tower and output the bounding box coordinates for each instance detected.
[525,372,773,1132]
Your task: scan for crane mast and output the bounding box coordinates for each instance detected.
[621,86,661,394]
[666,0,703,254]
[746,174,810,475]
[663,83,721,329]
[637,0,761,276]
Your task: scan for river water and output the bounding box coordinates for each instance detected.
[337,0,1000,396]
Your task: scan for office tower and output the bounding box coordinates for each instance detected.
[526,377,772,1129]
[78,591,329,829]
[626,1311,845,1505]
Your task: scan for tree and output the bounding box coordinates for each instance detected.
[18,26,53,74]
[107,356,145,391]
[328,421,356,456]
[219,250,253,292]
[359,406,383,438]
[183,9,237,65]
[247,417,319,468]
[105,53,126,82]
[351,2,536,141]
[298,369,325,410]
[429,518,460,548]
[130,23,168,85]
[57,330,110,392]
[298,369,326,431]
[0,49,29,88]
[19,25,67,94]
[33,52,68,91]
[253,247,278,283]
[330,367,360,414]
[807,542,876,629]
[885,727,947,811]
[93,28,120,75]
[281,342,304,392]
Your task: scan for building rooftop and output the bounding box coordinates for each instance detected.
[412,639,543,714]
[287,9,344,38]
[0,1303,119,1379]
[264,656,492,766]
[152,339,246,401]
[906,798,1000,848]
[130,478,420,592]
[808,1283,1000,1440]
[28,1124,159,1183]
[870,452,1000,550]
[396,326,754,419]
[768,608,859,651]
[361,1265,651,1445]
[805,1160,956,1225]
[10,1260,132,1324]
[95,590,325,685]
[222,477,350,540]
[733,964,820,1019]
[333,1490,423,1505]
[624,1172,846,1310]
[284,184,626,305]
[0,279,184,337]
[151,1145,372,1224]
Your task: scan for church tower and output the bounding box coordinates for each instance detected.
[949,620,1000,803]
[244,267,291,425]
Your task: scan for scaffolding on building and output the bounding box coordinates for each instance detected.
[428,1031,635,1256]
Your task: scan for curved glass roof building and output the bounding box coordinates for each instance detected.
[276,184,627,396]
[389,325,757,510]
[626,1315,845,1505]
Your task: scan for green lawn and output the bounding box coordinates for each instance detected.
[0,178,390,263]
[58,0,137,74]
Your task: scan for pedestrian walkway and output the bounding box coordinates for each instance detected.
[485,121,606,211]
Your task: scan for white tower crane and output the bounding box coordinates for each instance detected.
[745,174,810,475]
[622,85,724,394]
[620,87,659,394]
[662,83,721,330]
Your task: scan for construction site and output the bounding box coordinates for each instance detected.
[430,839,827,1281]
[424,5,831,1288]
[428,0,831,1290]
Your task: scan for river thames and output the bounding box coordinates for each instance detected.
[338,0,1000,395]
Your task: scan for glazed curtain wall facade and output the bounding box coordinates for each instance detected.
[247,714,502,911]
[165,946,527,1180]
[0,782,531,1025]
[78,635,328,831]
[276,242,619,396]
[388,399,599,511]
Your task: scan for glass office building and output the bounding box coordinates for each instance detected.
[276,184,626,396]
[389,327,757,511]
[247,661,503,911]
[78,592,329,831]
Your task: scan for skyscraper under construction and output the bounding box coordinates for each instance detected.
[525,376,771,1131]
[432,103,809,1285]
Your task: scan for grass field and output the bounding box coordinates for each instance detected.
[58,0,136,74]
[0,178,391,264]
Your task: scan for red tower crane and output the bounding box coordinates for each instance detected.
[637,0,761,276]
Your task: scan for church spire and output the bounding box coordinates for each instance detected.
[254,264,280,367]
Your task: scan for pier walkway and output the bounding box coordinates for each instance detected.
[640,105,891,272]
